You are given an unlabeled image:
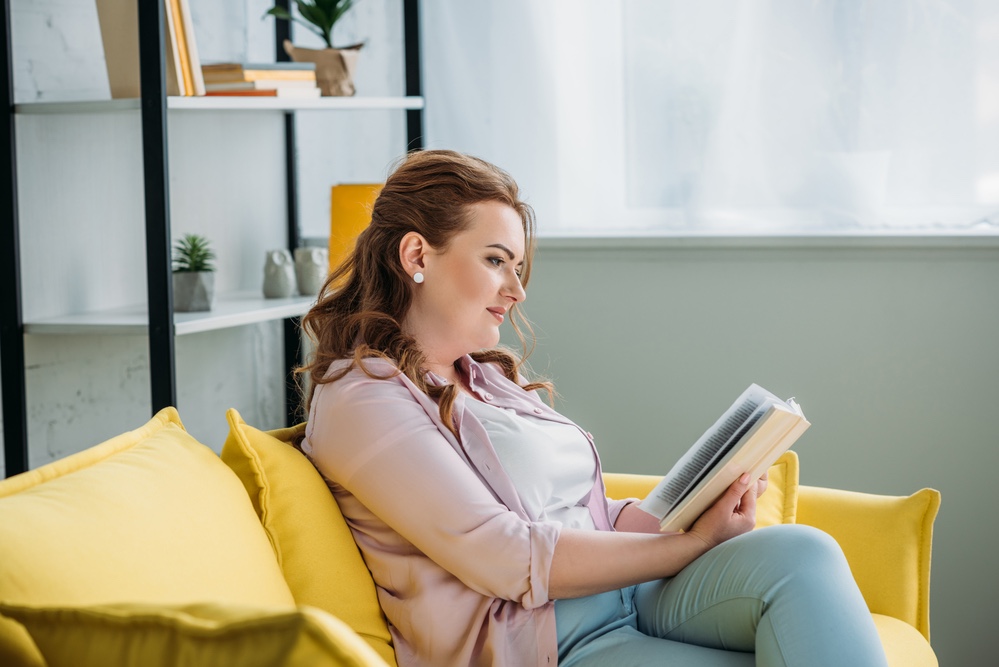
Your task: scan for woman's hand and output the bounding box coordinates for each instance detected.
[684,473,761,551]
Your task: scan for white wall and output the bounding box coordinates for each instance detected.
[504,237,999,666]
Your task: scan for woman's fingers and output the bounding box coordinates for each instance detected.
[756,471,769,497]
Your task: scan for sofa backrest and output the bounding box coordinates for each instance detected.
[0,408,297,667]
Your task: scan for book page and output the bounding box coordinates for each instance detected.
[639,384,774,518]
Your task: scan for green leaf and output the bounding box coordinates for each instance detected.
[327,0,355,26]
[263,7,293,20]
[172,234,216,273]
[271,0,355,48]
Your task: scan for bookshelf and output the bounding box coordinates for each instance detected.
[0,1,425,477]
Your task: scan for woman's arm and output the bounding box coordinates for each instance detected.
[612,502,668,534]
[549,473,759,599]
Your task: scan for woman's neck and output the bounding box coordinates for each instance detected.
[426,358,473,394]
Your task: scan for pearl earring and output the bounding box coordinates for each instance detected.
[413,272,425,284]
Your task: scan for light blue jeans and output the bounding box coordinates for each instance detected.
[555,525,888,667]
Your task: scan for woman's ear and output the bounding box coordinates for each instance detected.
[399,232,429,279]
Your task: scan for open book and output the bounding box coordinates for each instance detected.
[637,384,810,533]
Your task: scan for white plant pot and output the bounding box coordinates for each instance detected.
[173,271,215,312]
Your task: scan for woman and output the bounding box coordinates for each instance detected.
[299,150,887,667]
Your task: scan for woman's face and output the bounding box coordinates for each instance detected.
[403,200,527,369]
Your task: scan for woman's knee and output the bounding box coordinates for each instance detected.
[774,523,843,555]
[752,524,852,578]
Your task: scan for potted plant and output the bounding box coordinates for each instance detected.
[172,234,216,312]
[264,0,364,97]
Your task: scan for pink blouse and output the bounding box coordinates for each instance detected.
[302,355,630,667]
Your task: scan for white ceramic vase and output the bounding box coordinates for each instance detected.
[294,247,329,296]
[262,249,295,299]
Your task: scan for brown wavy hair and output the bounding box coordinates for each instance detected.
[298,149,552,432]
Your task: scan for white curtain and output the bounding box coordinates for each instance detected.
[423,0,999,234]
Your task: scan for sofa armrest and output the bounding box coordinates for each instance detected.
[602,472,659,501]
[795,485,940,641]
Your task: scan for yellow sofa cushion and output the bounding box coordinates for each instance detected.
[602,450,800,529]
[871,614,939,667]
[0,601,388,667]
[796,485,940,641]
[0,407,296,667]
[220,408,396,666]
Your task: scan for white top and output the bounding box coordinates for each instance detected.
[464,398,597,530]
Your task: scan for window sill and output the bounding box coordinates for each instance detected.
[535,229,999,251]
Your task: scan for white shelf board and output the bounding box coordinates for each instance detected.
[15,96,424,114]
[24,292,316,336]
[13,99,143,114]
[169,95,425,111]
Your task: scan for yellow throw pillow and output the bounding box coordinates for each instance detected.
[0,602,388,667]
[602,450,800,529]
[221,409,396,666]
[0,408,296,667]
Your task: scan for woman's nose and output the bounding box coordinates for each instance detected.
[506,274,527,302]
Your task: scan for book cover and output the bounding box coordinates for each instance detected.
[162,0,189,95]
[175,0,205,95]
[204,80,319,91]
[638,384,810,533]
[205,88,322,98]
[202,62,317,72]
[202,63,317,84]
[96,0,182,97]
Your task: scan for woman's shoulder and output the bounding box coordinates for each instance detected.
[311,357,423,427]
[328,355,399,375]
[323,356,407,392]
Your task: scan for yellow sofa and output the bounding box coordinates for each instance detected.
[0,407,939,667]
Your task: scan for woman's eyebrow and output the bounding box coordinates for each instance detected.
[486,243,518,261]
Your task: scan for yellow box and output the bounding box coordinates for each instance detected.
[329,184,383,272]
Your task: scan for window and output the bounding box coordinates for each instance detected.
[425,0,999,234]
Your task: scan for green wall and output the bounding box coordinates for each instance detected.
[504,236,998,666]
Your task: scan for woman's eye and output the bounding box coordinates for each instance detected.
[488,257,504,267]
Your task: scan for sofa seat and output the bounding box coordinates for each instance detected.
[0,408,940,667]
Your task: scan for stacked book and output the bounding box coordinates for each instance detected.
[201,63,321,98]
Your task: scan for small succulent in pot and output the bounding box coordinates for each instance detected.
[172,234,216,312]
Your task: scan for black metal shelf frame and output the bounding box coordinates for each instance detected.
[0,1,423,477]
[1,0,27,478]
